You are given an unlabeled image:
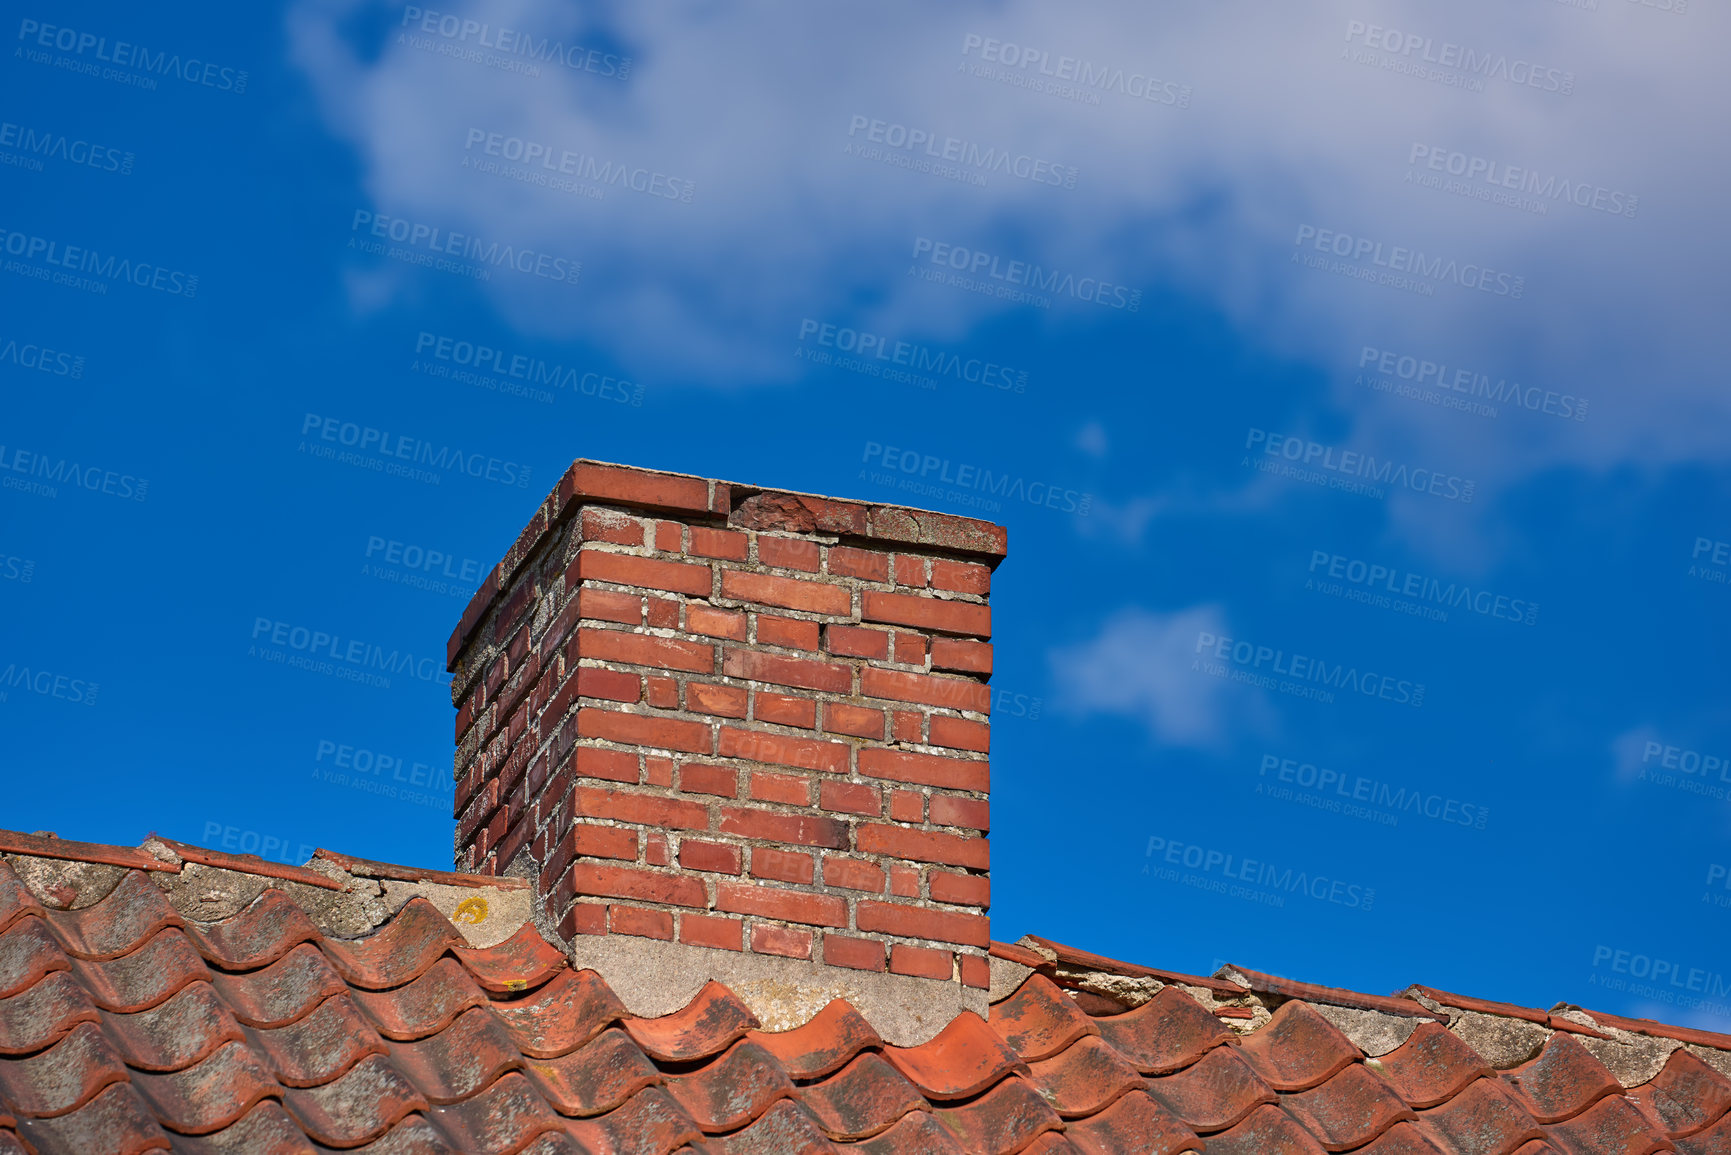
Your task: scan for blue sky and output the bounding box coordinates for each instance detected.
[4,0,1730,1029]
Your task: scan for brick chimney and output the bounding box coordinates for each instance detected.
[446,460,1002,1037]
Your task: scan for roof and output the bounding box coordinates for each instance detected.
[4,835,1731,1154]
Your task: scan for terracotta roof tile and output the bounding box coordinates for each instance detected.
[5,843,1731,1154]
[149,836,346,893]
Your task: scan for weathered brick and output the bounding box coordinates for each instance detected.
[680,913,743,951]
[889,944,952,980]
[822,856,885,893]
[823,703,884,740]
[828,546,889,583]
[862,590,989,637]
[716,882,846,927]
[818,780,881,817]
[824,935,885,972]
[751,923,813,959]
[687,605,747,641]
[889,791,924,823]
[929,871,990,908]
[721,570,850,616]
[574,785,709,831]
[718,807,848,849]
[653,520,683,554]
[755,692,817,729]
[857,824,989,871]
[931,559,991,595]
[749,772,812,807]
[756,536,821,572]
[960,953,990,989]
[561,902,608,938]
[689,525,748,561]
[718,727,849,774]
[724,650,851,694]
[861,666,989,713]
[680,763,738,798]
[581,508,646,547]
[577,666,641,704]
[568,823,637,861]
[859,747,988,793]
[756,615,820,651]
[929,794,990,831]
[572,863,706,908]
[826,625,890,661]
[749,847,814,885]
[889,865,921,898]
[686,681,749,719]
[892,555,928,588]
[580,627,714,674]
[610,905,673,940]
[646,597,679,630]
[577,587,642,626]
[579,550,713,597]
[645,676,679,709]
[856,900,989,948]
[678,839,741,874]
[578,708,712,755]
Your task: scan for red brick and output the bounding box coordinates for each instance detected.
[580,508,645,546]
[889,944,953,980]
[960,953,990,989]
[646,597,679,629]
[579,551,712,597]
[645,676,679,709]
[749,772,812,807]
[644,833,670,866]
[856,901,990,948]
[718,808,848,849]
[857,824,989,870]
[828,547,889,583]
[755,692,817,729]
[573,863,706,908]
[757,615,820,651]
[565,464,712,514]
[680,763,737,798]
[757,536,822,572]
[823,702,884,740]
[893,555,928,588]
[822,857,885,893]
[679,840,741,874]
[819,780,881,817]
[724,649,851,694]
[721,571,850,616]
[577,587,642,626]
[859,747,988,792]
[930,871,990,908]
[644,756,675,787]
[931,559,990,595]
[889,791,924,823]
[719,727,848,774]
[561,902,608,938]
[892,712,923,743]
[862,590,989,638]
[889,865,920,898]
[580,627,714,674]
[654,520,683,553]
[824,935,885,972]
[751,923,813,959]
[687,605,747,641]
[930,794,990,831]
[716,882,846,927]
[686,681,749,719]
[688,525,748,561]
[930,639,991,677]
[826,625,890,661]
[610,905,673,940]
[574,785,709,831]
[893,633,927,666]
[861,666,989,713]
[750,847,814,885]
[929,716,989,753]
[569,823,637,861]
[578,741,640,786]
[578,708,711,755]
[681,913,743,951]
